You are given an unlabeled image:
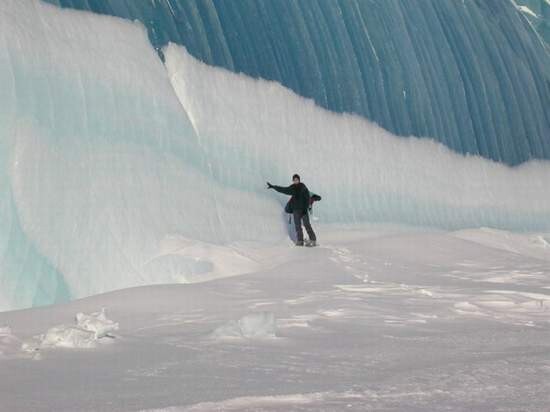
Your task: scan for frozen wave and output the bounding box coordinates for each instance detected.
[0,0,282,310]
[10,121,282,303]
[165,43,550,231]
[43,0,550,165]
[0,0,549,311]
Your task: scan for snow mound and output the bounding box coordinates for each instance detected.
[212,312,277,339]
[452,228,550,262]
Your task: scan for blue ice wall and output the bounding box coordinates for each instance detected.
[2,0,549,312]
[0,0,283,310]
[43,0,550,165]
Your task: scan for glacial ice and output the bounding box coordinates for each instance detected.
[0,0,549,311]
[44,0,550,165]
[165,43,550,231]
[0,0,282,310]
[515,0,550,45]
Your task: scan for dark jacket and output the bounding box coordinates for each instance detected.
[272,182,310,212]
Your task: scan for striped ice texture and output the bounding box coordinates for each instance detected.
[164,43,550,232]
[0,0,549,310]
[44,0,550,165]
[0,0,282,311]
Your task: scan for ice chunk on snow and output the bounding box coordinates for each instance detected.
[41,325,97,349]
[27,309,120,350]
[238,312,277,338]
[76,308,119,339]
[0,0,285,312]
[212,312,277,339]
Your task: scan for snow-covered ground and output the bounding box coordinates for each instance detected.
[1,225,549,411]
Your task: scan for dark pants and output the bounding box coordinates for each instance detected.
[293,210,316,242]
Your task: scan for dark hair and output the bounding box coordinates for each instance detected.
[292,174,300,181]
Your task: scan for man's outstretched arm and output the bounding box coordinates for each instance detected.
[267,182,295,195]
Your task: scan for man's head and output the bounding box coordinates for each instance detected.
[292,174,300,185]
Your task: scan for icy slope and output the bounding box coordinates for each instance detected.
[44,0,550,165]
[1,227,549,411]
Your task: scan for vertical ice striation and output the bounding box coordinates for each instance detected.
[165,43,550,232]
[0,0,282,310]
[44,0,550,165]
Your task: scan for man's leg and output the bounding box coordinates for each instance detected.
[293,211,304,243]
[302,212,316,241]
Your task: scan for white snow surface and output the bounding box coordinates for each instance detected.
[0,326,21,359]
[1,226,549,411]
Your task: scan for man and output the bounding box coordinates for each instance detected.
[267,174,317,247]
